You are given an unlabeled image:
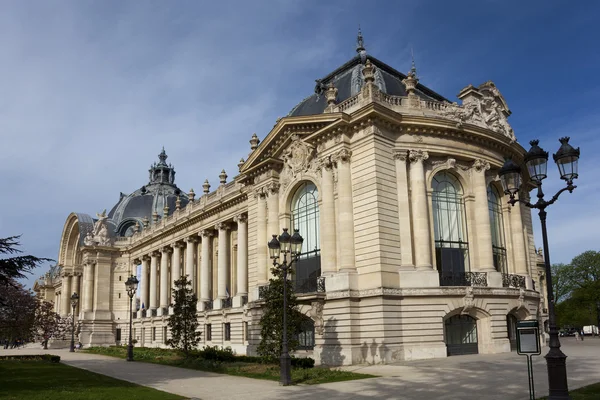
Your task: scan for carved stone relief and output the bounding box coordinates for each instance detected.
[279,135,318,191]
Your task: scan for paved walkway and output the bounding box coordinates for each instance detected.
[3,338,600,399]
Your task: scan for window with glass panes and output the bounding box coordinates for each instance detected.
[487,185,507,273]
[291,182,321,293]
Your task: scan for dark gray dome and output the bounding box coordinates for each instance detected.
[107,148,189,236]
[288,55,448,117]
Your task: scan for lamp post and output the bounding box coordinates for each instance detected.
[499,137,580,400]
[125,275,139,362]
[69,292,79,353]
[268,228,304,386]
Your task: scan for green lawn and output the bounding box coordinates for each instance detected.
[84,346,375,385]
[0,360,184,400]
[537,382,600,399]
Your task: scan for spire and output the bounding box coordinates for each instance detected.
[356,25,365,54]
[158,146,168,165]
[409,47,417,78]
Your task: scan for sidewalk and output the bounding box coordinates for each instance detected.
[2,338,600,400]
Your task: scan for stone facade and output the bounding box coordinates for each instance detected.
[34,38,547,364]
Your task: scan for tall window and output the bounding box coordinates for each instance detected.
[296,317,315,350]
[488,185,507,273]
[432,172,469,277]
[291,182,321,293]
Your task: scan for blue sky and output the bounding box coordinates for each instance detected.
[1,1,598,287]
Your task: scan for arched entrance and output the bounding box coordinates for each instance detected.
[507,314,518,351]
[445,314,478,356]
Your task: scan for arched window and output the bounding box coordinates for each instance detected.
[488,185,507,273]
[295,317,315,350]
[432,172,470,282]
[291,182,321,293]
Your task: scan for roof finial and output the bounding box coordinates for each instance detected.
[158,146,168,165]
[356,25,365,54]
[409,46,417,78]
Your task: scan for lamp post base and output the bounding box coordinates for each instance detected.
[545,346,570,399]
[280,352,292,386]
[127,344,134,362]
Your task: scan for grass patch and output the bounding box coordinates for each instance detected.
[84,346,376,385]
[538,382,600,399]
[0,360,184,400]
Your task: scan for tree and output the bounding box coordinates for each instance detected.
[0,280,37,344]
[257,263,303,362]
[167,276,201,356]
[566,251,600,329]
[552,263,572,304]
[0,235,53,294]
[34,301,61,349]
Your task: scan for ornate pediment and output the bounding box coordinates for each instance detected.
[279,135,319,191]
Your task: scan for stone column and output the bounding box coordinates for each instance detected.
[185,237,198,293]
[266,183,280,279]
[234,214,248,307]
[255,189,268,284]
[83,261,95,313]
[333,149,356,271]
[149,251,159,312]
[61,274,72,316]
[216,222,230,308]
[393,150,414,269]
[472,159,495,272]
[319,158,337,274]
[511,198,529,275]
[409,150,432,270]
[159,247,172,315]
[172,242,183,284]
[139,256,150,316]
[200,230,214,307]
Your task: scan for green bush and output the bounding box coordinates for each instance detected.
[0,354,60,363]
[291,356,315,369]
[197,345,236,362]
[235,355,263,363]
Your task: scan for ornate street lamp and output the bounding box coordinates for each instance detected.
[267,228,304,386]
[125,275,139,362]
[69,292,79,353]
[499,137,580,400]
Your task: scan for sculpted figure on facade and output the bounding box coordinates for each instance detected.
[308,301,324,335]
[84,209,113,246]
[279,135,317,190]
[462,286,475,315]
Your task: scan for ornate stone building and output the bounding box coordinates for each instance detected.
[35,33,547,364]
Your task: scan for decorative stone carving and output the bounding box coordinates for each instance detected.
[440,81,515,142]
[472,159,491,173]
[462,286,475,315]
[233,213,248,224]
[83,210,113,247]
[200,229,214,238]
[265,182,280,195]
[518,287,526,309]
[332,148,352,164]
[308,301,324,335]
[215,222,230,232]
[408,149,429,163]
[392,149,408,162]
[279,135,318,190]
[430,157,456,170]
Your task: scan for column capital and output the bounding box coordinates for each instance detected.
[318,156,334,171]
[265,182,280,195]
[151,250,161,257]
[200,229,215,238]
[133,258,141,265]
[233,213,248,224]
[142,255,151,262]
[392,149,409,162]
[472,158,491,173]
[332,148,352,164]
[173,241,186,249]
[253,187,267,199]
[215,222,231,232]
[185,235,199,243]
[160,246,173,254]
[408,149,429,163]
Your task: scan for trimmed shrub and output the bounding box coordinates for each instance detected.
[291,356,315,369]
[197,345,236,362]
[0,354,60,363]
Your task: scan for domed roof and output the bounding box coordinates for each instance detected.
[289,31,448,117]
[107,148,189,236]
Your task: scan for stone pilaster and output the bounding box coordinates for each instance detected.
[61,273,72,316]
[266,183,280,279]
[511,196,529,275]
[319,157,337,274]
[472,159,495,272]
[255,189,268,284]
[83,261,95,314]
[234,214,248,307]
[409,150,432,270]
[172,242,184,285]
[333,149,355,272]
[393,150,414,269]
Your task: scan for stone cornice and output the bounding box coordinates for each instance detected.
[326,286,541,300]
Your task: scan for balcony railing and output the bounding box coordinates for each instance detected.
[502,274,526,289]
[204,300,213,311]
[439,272,488,287]
[222,298,232,309]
